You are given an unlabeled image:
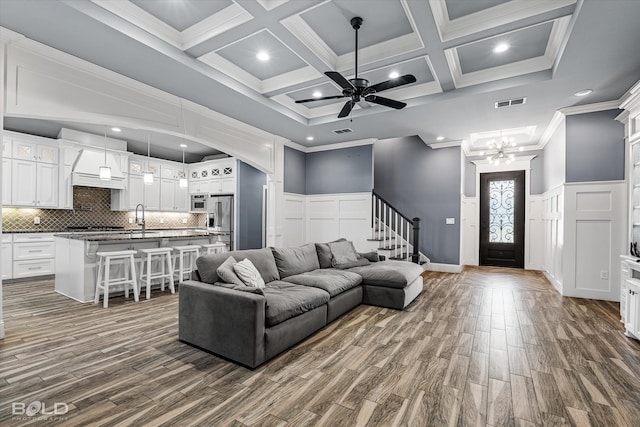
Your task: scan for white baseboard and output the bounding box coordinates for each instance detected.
[425,262,463,273]
[542,269,562,294]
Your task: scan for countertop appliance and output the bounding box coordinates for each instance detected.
[191,194,207,212]
[207,194,234,251]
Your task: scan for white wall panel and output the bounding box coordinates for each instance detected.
[541,185,564,293]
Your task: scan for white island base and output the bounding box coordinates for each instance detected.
[55,233,215,303]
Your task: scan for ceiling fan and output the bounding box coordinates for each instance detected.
[295,17,416,118]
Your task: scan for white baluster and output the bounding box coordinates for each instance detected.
[406,219,411,262]
[372,194,376,240]
[395,212,399,259]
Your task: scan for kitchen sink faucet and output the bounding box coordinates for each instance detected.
[135,203,145,232]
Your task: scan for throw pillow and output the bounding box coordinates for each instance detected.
[333,257,370,269]
[328,240,359,268]
[358,251,380,263]
[233,258,266,289]
[271,244,320,278]
[216,256,245,287]
[316,238,347,269]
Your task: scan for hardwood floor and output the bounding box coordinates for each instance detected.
[2,267,640,426]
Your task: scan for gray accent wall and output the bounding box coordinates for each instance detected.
[374,136,461,265]
[237,161,266,250]
[283,146,306,194]
[566,109,624,183]
[543,117,566,192]
[305,145,373,195]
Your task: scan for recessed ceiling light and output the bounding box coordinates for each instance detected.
[436,136,445,141]
[389,71,400,79]
[256,51,270,61]
[179,143,187,148]
[312,91,322,98]
[493,43,510,53]
[574,89,593,97]
[111,127,122,132]
[306,136,314,141]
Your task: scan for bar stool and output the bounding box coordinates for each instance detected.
[94,250,139,308]
[138,247,175,299]
[173,245,201,282]
[202,241,228,255]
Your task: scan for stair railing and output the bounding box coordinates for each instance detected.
[372,190,420,263]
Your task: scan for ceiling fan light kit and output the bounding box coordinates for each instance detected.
[295,17,416,118]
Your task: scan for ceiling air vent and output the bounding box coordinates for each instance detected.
[332,128,353,134]
[495,97,527,108]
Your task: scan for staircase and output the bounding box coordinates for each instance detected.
[369,190,429,264]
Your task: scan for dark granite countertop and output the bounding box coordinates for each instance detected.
[53,229,214,241]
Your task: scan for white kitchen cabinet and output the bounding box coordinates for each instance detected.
[145,179,161,211]
[12,138,58,164]
[2,234,12,281]
[211,177,235,194]
[2,137,10,157]
[2,158,11,206]
[10,156,58,208]
[127,174,145,210]
[160,178,190,211]
[11,233,56,279]
[626,279,640,338]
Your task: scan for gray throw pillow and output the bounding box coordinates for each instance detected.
[328,240,359,268]
[333,257,370,269]
[358,251,380,262]
[316,238,346,269]
[216,256,245,287]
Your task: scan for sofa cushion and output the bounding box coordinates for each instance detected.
[315,238,346,269]
[216,256,245,287]
[214,282,265,295]
[348,260,424,289]
[196,248,280,284]
[263,281,330,326]
[234,259,266,289]
[282,269,363,297]
[271,244,320,278]
[358,251,380,263]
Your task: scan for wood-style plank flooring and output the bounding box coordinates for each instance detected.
[2,267,640,426]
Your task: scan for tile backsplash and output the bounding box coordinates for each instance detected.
[2,186,205,231]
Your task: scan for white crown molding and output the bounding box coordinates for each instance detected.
[472,155,536,173]
[0,26,26,43]
[538,111,565,149]
[181,3,253,50]
[91,0,182,48]
[91,0,253,51]
[280,13,337,70]
[422,139,463,149]
[257,0,289,11]
[430,0,577,42]
[560,100,620,116]
[619,79,640,111]
[445,17,571,89]
[305,138,377,153]
[283,140,308,152]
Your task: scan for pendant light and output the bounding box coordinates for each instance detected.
[143,134,154,185]
[179,145,188,189]
[99,127,112,181]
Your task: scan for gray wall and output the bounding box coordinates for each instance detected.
[543,118,566,192]
[566,109,625,183]
[374,136,461,265]
[283,146,306,194]
[305,145,373,195]
[237,161,266,250]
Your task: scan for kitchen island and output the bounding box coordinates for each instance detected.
[55,229,219,303]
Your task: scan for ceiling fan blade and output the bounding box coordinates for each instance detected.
[325,71,355,91]
[365,95,406,110]
[337,100,354,118]
[369,74,417,93]
[295,95,346,103]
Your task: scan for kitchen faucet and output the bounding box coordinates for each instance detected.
[135,203,145,232]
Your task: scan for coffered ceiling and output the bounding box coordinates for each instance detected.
[1,0,639,159]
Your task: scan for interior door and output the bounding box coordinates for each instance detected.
[479,170,525,268]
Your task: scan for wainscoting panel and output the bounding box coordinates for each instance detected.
[460,196,478,266]
[282,192,373,251]
[526,195,543,270]
[541,185,564,293]
[562,181,626,301]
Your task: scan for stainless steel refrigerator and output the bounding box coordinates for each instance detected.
[207,195,234,250]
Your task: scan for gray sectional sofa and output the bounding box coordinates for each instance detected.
[178,241,424,368]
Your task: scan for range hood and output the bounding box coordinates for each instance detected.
[72,149,126,190]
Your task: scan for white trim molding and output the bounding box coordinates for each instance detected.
[283,138,377,154]
[425,263,464,273]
